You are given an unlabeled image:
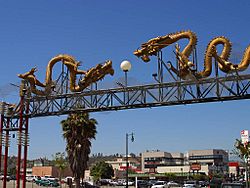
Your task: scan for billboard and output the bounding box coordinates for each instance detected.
[190,163,201,171]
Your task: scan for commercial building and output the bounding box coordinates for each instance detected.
[188,149,229,175]
[141,150,184,173]
[106,156,141,178]
[141,149,229,175]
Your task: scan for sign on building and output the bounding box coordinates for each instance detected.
[190,163,201,171]
[241,130,249,144]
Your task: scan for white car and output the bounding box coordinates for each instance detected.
[151,181,168,188]
[122,180,134,186]
[62,176,74,184]
[26,175,35,182]
[183,181,199,188]
[167,181,180,187]
[0,175,11,181]
[42,175,58,181]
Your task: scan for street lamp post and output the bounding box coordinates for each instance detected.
[120,60,132,87]
[120,61,132,104]
[126,132,134,188]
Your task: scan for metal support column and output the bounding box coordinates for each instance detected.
[22,101,30,188]
[16,95,24,188]
[3,117,10,188]
[0,113,3,174]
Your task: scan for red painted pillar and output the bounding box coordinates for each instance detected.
[16,95,24,188]
[0,113,4,174]
[3,117,10,188]
[22,102,29,188]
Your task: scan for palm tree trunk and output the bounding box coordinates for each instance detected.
[75,177,81,188]
[59,171,62,188]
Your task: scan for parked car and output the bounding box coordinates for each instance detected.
[10,175,16,180]
[167,181,180,187]
[137,180,151,188]
[198,181,209,187]
[122,180,134,186]
[26,175,34,182]
[26,175,40,182]
[221,182,245,188]
[109,180,119,186]
[43,175,58,181]
[0,175,11,182]
[35,179,59,187]
[98,179,110,185]
[151,181,168,188]
[77,181,99,188]
[148,180,158,186]
[183,181,199,188]
[35,178,45,186]
[62,176,74,184]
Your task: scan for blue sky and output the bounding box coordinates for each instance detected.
[0,0,250,159]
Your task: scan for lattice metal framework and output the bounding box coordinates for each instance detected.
[18,73,250,117]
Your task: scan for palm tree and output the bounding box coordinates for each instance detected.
[61,112,97,188]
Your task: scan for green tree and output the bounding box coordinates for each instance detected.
[234,139,250,185]
[234,139,250,160]
[90,161,114,182]
[164,173,177,181]
[61,112,97,188]
[192,174,208,181]
[52,152,68,187]
[8,156,17,176]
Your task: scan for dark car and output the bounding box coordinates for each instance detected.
[10,175,17,180]
[221,183,244,188]
[137,180,150,188]
[80,182,100,188]
[35,179,59,187]
[199,181,209,187]
[98,179,110,186]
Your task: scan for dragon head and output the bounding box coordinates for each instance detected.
[18,67,37,79]
[102,60,114,76]
[134,35,174,62]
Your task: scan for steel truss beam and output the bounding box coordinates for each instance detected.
[4,73,250,120]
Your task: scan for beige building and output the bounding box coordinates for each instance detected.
[141,150,184,173]
[141,149,229,175]
[188,149,229,174]
[106,156,141,178]
[106,156,141,172]
[157,164,209,174]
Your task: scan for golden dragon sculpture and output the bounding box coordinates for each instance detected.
[134,30,250,79]
[18,54,114,95]
[212,42,250,73]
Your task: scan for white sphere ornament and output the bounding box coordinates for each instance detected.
[120,60,132,72]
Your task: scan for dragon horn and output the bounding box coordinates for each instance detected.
[77,61,82,66]
[31,67,38,73]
